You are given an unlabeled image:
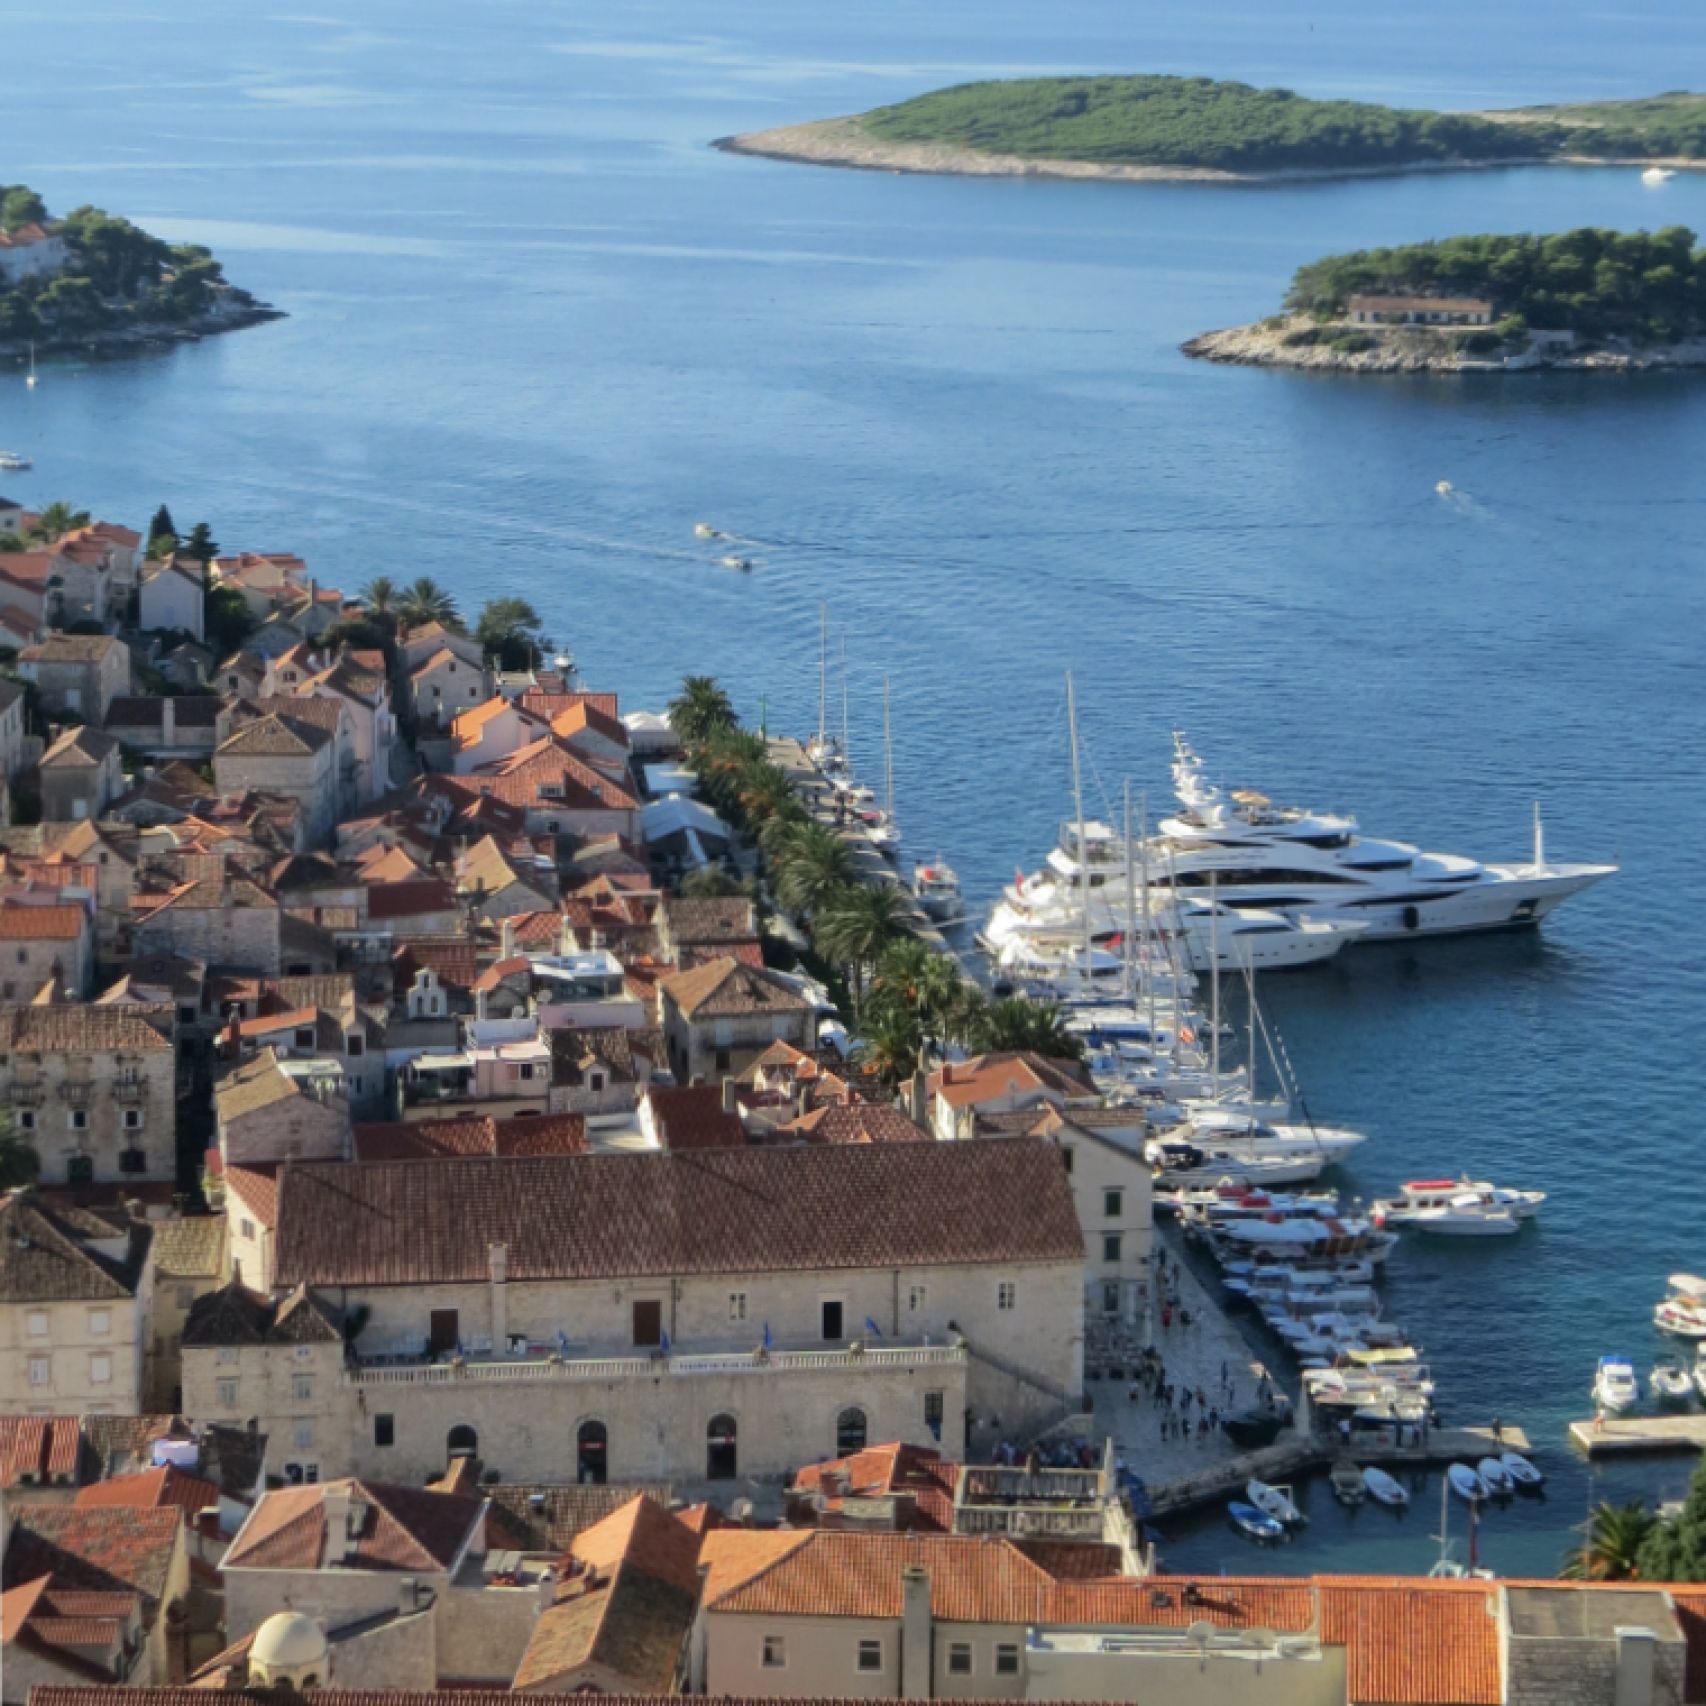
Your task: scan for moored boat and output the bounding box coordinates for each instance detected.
[1500,1451,1543,1489]
[1654,1275,1706,1340]
[1592,1355,1639,1414]
[1228,1499,1286,1542]
[1329,1458,1366,1505]
[1362,1465,1409,1507]
[1245,1478,1304,1525]
[1448,1463,1486,1501]
[911,858,963,920]
[1652,1356,1694,1406]
[1477,1456,1514,1496]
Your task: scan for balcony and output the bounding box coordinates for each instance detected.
[6,1081,42,1106]
[115,1078,149,1104]
[346,1341,965,1388]
[61,1081,93,1107]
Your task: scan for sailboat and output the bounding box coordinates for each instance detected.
[866,677,900,855]
[25,342,37,390]
[806,606,842,772]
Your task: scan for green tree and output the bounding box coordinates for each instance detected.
[0,1109,40,1189]
[205,584,256,656]
[969,996,1084,1061]
[816,883,913,1013]
[1,187,47,231]
[182,521,219,563]
[147,504,177,557]
[857,1003,925,1086]
[1636,1461,1706,1580]
[37,276,109,334]
[0,292,43,343]
[26,502,90,545]
[1561,1501,1657,1581]
[475,597,549,672]
[680,865,745,900]
[668,675,737,747]
[395,577,461,631]
[362,576,398,618]
[773,824,857,919]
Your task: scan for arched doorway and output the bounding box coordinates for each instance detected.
[706,1413,738,1481]
[836,1406,868,1455]
[577,1419,608,1485]
[447,1424,478,1460]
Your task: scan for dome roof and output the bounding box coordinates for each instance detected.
[251,1610,328,1670]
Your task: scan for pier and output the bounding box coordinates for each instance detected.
[1568,1413,1706,1457]
[767,734,955,953]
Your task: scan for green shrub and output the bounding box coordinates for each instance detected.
[1329,332,1376,353]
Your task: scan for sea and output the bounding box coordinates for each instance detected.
[3,0,1705,1579]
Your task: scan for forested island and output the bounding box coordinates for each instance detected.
[0,183,279,360]
[717,75,1706,183]
[1184,226,1706,373]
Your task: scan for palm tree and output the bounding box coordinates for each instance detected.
[26,502,90,545]
[0,1117,40,1190]
[363,576,398,616]
[816,883,914,1013]
[668,676,737,748]
[858,1004,924,1087]
[394,577,461,631]
[970,995,1084,1062]
[1561,1501,1656,1580]
[774,826,857,919]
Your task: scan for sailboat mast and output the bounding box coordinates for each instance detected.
[816,605,827,753]
[883,677,894,821]
[1245,952,1258,1103]
[840,637,849,767]
[1139,791,1155,1042]
[1122,779,1136,1005]
[1066,673,1092,991]
[1209,872,1221,1096]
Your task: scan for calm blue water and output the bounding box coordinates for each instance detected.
[5,0,1705,1577]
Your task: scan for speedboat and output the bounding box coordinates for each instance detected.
[693,522,724,539]
[1593,1355,1639,1414]
[1501,1451,1543,1489]
[1448,1463,1486,1501]
[720,554,752,572]
[1228,1500,1286,1542]
[1643,166,1676,185]
[1245,1479,1304,1525]
[1363,1466,1409,1507]
[1654,1275,1706,1340]
[1477,1457,1514,1496]
[1217,1215,1398,1265]
[0,452,30,471]
[861,812,900,855]
[1373,1177,1545,1225]
[1329,1458,1366,1505]
[911,859,963,921]
[1652,1356,1694,1406]
[1374,1192,1519,1237]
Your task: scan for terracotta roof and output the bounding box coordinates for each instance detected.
[358,843,430,884]
[481,1483,674,1553]
[40,727,119,770]
[392,938,480,992]
[0,1195,148,1303]
[0,1004,169,1050]
[453,696,536,739]
[272,1140,1084,1288]
[932,1052,1097,1109]
[181,1279,339,1348]
[223,1165,279,1228]
[74,1466,223,1517]
[215,1048,333,1123]
[1318,1578,1501,1704]
[367,878,457,921]
[351,1113,586,1161]
[1,1573,54,1641]
[521,689,619,721]
[21,634,125,664]
[223,1477,483,1573]
[784,1103,931,1145]
[645,1083,745,1151]
[793,1443,961,1533]
[0,1416,83,1490]
[216,713,332,758]
[550,699,630,750]
[2,1506,182,1612]
[660,895,758,945]
[549,1026,664,1087]
[659,957,811,1020]
[103,696,222,729]
[149,1216,226,1278]
[0,903,84,940]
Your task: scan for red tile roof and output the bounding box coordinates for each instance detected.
[784,1103,931,1145]
[1318,1578,1501,1705]
[223,1478,483,1573]
[224,1165,279,1229]
[74,1466,223,1518]
[792,1443,961,1532]
[0,1416,82,1490]
[0,905,84,940]
[272,1140,1085,1289]
[351,1113,586,1161]
[645,1083,745,1151]
[2,1506,182,1611]
[367,879,458,921]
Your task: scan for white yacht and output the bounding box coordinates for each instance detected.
[1373,1178,1545,1230]
[0,452,31,471]
[911,858,963,921]
[1654,1275,1706,1341]
[988,733,1615,947]
[1593,1355,1639,1414]
[1181,1107,1368,1166]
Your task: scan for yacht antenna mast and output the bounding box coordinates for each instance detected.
[816,605,827,756]
[1122,779,1136,1005]
[1139,790,1155,1044]
[1209,871,1221,1098]
[1066,673,1093,994]
[1532,800,1546,874]
[883,676,894,824]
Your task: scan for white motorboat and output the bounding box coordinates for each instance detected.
[1652,1357,1694,1406]
[1363,1466,1409,1507]
[1375,1192,1520,1237]
[1329,1458,1366,1505]
[693,521,724,539]
[1373,1177,1546,1225]
[1186,1108,1367,1166]
[1148,1140,1330,1191]
[1643,166,1676,185]
[0,452,31,471]
[1500,1451,1543,1489]
[1477,1457,1513,1496]
[1694,1347,1706,1401]
[911,859,963,921]
[1245,1478,1304,1525]
[1217,1215,1397,1264]
[1448,1463,1486,1501]
[1593,1355,1639,1414]
[720,554,752,571]
[1654,1275,1706,1340]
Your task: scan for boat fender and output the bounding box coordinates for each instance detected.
[1402,905,1421,931]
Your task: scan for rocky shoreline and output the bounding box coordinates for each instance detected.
[1182,316,1706,374]
[715,116,1706,186]
[0,299,285,365]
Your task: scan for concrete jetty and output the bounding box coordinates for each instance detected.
[1568,1413,1706,1457]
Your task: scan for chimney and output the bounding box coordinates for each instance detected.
[900,1566,932,1698]
[501,918,517,959]
[795,1083,810,1119]
[475,984,489,1021]
[488,1241,509,1350]
[940,1062,953,1087]
[536,1565,557,1613]
[908,1072,927,1127]
[1615,1628,1657,1706]
[721,1076,737,1116]
[161,696,175,744]
[398,1576,418,1615]
[321,1485,352,1566]
[558,912,574,957]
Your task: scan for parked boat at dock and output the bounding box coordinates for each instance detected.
[1501,1451,1543,1489]
[1372,1178,1546,1226]
[1654,1275,1706,1340]
[1330,1458,1367,1505]
[1363,1465,1409,1507]
[1652,1356,1694,1406]
[1227,1499,1287,1542]
[910,859,963,921]
[1593,1355,1640,1414]
[1245,1479,1304,1525]
[1448,1462,1487,1501]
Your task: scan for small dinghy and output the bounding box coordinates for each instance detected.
[1448,1462,1486,1501]
[1228,1500,1286,1542]
[1362,1465,1409,1507]
[1329,1458,1366,1505]
[1246,1479,1303,1525]
[1500,1450,1544,1489]
[1653,1357,1694,1406]
[1477,1456,1514,1496]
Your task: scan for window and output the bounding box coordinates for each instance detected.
[216,1378,238,1407]
[15,948,25,965]
[28,1355,49,1387]
[820,1300,844,1341]
[294,1028,314,1049]
[292,1375,314,1402]
[924,1390,945,1430]
[1102,1282,1121,1315]
[90,1353,112,1386]
[907,1285,927,1313]
[707,1413,737,1481]
[216,1345,240,1366]
[836,1407,868,1455]
[25,1310,47,1337]
[178,1005,196,1026]
[1104,1187,1123,1218]
[346,1035,364,1058]
[947,1643,973,1676]
[632,1299,662,1348]
[122,1109,143,1130]
[857,1639,883,1673]
[996,1644,1020,1676]
[293,1421,314,1450]
[66,1154,92,1183]
[1061,1145,1074,1173]
[120,1146,147,1174]
[68,1109,89,1132]
[374,1413,394,1447]
[761,1637,785,1670]
[997,1282,1016,1311]
[17,1110,33,1131]
[1102,1233,1123,1263]
[239,1218,256,1241]
[577,1419,608,1484]
[588,1070,606,1093]
[728,1292,747,1322]
[519,1062,535,1081]
[88,1309,110,1335]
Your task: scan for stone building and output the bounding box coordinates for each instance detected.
[132,873,282,975]
[214,1046,351,1167]
[18,634,132,722]
[659,956,816,1083]
[181,1140,1085,1488]
[146,1215,228,1411]
[0,1004,176,1184]
[38,725,123,824]
[212,712,339,848]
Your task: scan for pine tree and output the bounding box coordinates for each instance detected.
[149,503,175,542]
[183,521,219,563]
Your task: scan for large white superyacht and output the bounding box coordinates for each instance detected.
[987,734,1616,949]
